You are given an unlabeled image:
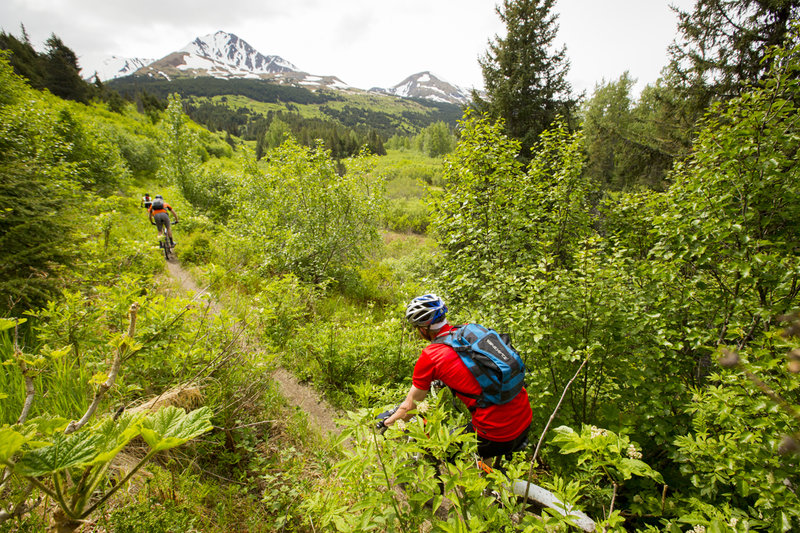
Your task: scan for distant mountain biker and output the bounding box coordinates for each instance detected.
[383,294,533,460]
[141,193,152,209]
[148,194,179,247]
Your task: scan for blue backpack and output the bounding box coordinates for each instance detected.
[434,324,526,409]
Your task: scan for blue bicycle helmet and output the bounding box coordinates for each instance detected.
[405,294,448,327]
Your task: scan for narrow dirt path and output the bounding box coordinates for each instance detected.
[165,260,342,436]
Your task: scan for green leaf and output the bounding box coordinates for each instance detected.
[16,432,103,476]
[140,406,213,453]
[0,317,25,332]
[619,457,664,483]
[89,413,144,465]
[0,427,26,462]
[26,415,70,436]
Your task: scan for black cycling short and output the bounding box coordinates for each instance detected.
[153,212,171,232]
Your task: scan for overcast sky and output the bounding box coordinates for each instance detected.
[1,0,695,95]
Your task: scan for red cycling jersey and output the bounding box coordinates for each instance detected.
[412,324,533,442]
[148,203,172,216]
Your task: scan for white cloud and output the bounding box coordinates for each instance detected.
[1,0,694,94]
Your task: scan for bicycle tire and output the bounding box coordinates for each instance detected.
[160,236,170,260]
[508,480,596,532]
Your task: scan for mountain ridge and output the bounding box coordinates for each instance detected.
[93,31,472,105]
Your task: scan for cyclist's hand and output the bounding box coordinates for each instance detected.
[375,406,398,434]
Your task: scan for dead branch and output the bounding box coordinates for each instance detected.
[524,354,592,502]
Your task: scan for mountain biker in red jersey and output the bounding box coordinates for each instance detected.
[383,294,533,460]
[148,194,179,246]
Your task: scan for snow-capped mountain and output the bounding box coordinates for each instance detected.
[371,72,472,105]
[93,31,472,104]
[87,55,156,82]
[128,31,350,90]
[178,32,297,75]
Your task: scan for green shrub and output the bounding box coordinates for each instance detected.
[383,197,429,234]
[176,231,214,265]
[108,497,202,533]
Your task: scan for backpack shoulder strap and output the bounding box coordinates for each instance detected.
[431,326,482,408]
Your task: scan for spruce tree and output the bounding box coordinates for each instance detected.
[44,34,91,103]
[474,0,577,158]
[662,0,800,152]
[0,31,46,89]
[669,0,800,101]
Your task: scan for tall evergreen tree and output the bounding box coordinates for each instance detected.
[474,0,577,158]
[669,0,800,100]
[44,34,90,103]
[661,0,800,154]
[582,73,675,190]
[0,31,46,89]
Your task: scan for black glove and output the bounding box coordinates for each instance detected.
[375,406,398,433]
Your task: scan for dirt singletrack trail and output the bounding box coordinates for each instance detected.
[165,259,342,436]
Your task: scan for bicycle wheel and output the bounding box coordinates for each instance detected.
[508,480,596,532]
[161,236,170,260]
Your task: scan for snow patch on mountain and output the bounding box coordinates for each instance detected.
[371,71,472,105]
[86,55,155,81]
[92,31,471,104]
[180,31,297,74]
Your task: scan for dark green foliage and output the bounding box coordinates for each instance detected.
[136,90,167,123]
[0,30,97,105]
[253,112,385,160]
[184,100,253,136]
[319,102,458,138]
[365,128,386,156]
[661,0,800,157]
[109,76,332,106]
[0,30,46,90]
[669,0,800,101]
[43,35,91,103]
[475,0,578,158]
[0,160,76,313]
[581,73,675,190]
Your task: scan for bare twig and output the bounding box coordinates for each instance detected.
[371,428,406,533]
[524,354,592,501]
[13,320,35,425]
[606,482,618,528]
[533,355,592,464]
[65,303,139,435]
[225,420,278,430]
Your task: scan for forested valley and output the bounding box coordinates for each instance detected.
[1,1,800,532]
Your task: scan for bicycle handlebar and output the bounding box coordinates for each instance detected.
[376,381,445,434]
[375,406,398,434]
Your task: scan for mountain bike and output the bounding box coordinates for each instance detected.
[374,383,596,532]
[151,220,178,261]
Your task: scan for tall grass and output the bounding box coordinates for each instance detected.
[0,332,91,424]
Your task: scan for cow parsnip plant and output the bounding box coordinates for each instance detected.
[0,313,214,532]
